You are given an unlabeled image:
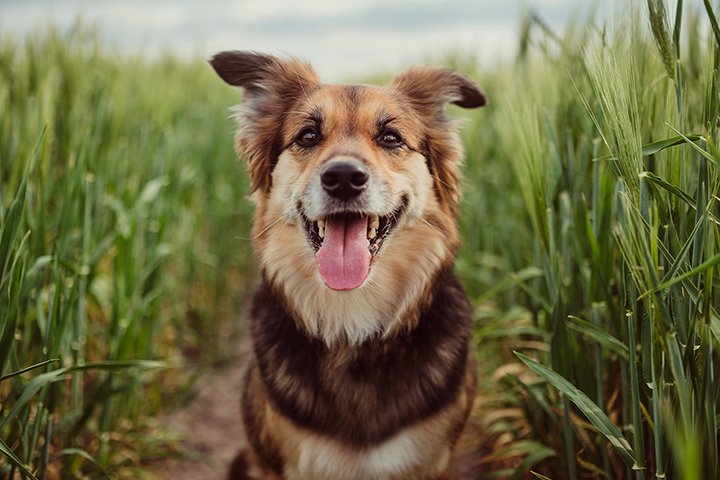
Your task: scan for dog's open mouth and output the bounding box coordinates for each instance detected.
[301,199,407,290]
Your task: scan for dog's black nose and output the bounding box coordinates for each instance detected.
[320,160,369,200]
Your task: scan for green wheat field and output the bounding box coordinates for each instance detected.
[1,1,719,479]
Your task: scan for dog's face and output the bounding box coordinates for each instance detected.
[211,52,485,344]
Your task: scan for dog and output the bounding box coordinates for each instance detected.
[210,51,486,480]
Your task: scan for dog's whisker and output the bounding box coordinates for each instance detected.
[253,216,287,239]
[234,216,286,241]
[419,217,444,237]
[428,171,455,191]
[297,75,311,103]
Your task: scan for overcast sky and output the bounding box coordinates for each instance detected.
[2,0,608,80]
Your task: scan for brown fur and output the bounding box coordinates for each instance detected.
[210,51,486,479]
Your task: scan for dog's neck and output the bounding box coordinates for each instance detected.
[258,214,457,346]
[249,267,473,446]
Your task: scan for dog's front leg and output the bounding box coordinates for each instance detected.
[227,448,284,480]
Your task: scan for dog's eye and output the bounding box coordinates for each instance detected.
[377,129,404,149]
[295,127,321,148]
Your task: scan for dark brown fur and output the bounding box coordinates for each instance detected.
[250,266,472,447]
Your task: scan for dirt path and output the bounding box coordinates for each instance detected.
[157,347,249,480]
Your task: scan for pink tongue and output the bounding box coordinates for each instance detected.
[316,216,371,290]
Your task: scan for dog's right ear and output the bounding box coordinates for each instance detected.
[210,51,319,192]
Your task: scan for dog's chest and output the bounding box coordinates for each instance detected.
[284,424,451,480]
[252,272,472,447]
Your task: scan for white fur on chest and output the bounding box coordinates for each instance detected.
[285,427,449,480]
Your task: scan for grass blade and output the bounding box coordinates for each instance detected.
[0,127,44,282]
[642,134,702,156]
[0,359,59,382]
[515,352,637,468]
[640,251,720,298]
[66,360,168,372]
[511,444,556,480]
[703,0,720,46]
[54,448,110,478]
[531,473,554,480]
[0,369,68,431]
[664,123,719,166]
[0,437,38,480]
[567,315,630,359]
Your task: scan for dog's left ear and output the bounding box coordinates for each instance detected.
[391,67,485,215]
[391,66,486,111]
[209,51,319,192]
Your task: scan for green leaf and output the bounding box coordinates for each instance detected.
[703,0,720,46]
[660,213,709,289]
[641,134,703,156]
[566,316,630,359]
[641,172,720,226]
[515,352,637,468]
[54,448,110,478]
[0,360,166,430]
[0,181,27,285]
[531,472,554,480]
[480,440,551,464]
[639,251,720,299]
[0,127,44,282]
[664,124,719,166]
[640,172,693,208]
[66,360,167,372]
[0,358,59,382]
[0,369,68,431]
[593,133,703,162]
[473,266,544,305]
[511,444,556,479]
[0,436,39,479]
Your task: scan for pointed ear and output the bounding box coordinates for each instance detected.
[391,66,486,111]
[210,50,318,94]
[209,51,319,192]
[391,67,485,215]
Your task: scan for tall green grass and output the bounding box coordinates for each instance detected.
[0,27,253,477]
[459,2,720,478]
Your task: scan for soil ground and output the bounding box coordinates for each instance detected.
[156,346,249,480]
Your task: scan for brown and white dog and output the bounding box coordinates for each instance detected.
[210,51,486,480]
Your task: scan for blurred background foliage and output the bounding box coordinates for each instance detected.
[1,25,253,478]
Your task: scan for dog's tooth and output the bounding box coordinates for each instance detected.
[368,215,379,239]
[369,215,379,231]
[318,219,325,238]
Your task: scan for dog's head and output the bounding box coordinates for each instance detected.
[211,51,485,343]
